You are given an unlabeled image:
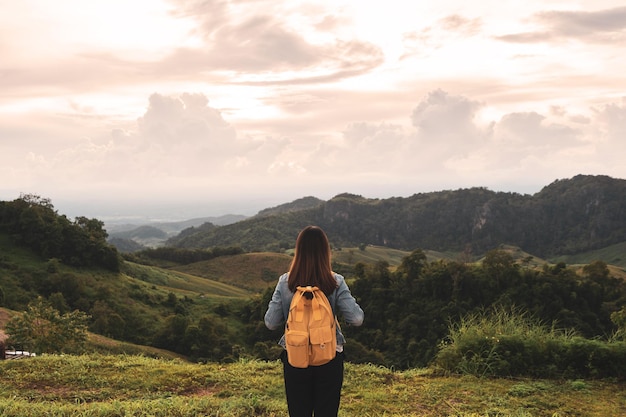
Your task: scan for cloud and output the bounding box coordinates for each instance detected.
[401,14,483,60]
[0,93,248,198]
[438,14,482,35]
[0,51,159,97]
[495,32,551,43]
[497,6,626,44]
[137,93,236,147]
[336,122,407,170]
[165,17,320,72]
[494,112,580,147]
[410,89,486,143]
[267,161,307,176]
[279,90,490,178]
[314,89,625,190]
[3,88,626,210]
[115,93,319,184]
[165,0,384,84]
[538,6,626,36]
[594,98,626,141]
[0,0,384,102]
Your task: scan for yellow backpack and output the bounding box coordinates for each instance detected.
[285,286,337,368]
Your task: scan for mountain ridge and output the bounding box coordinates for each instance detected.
[167,174,626,259]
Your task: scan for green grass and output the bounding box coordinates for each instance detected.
[332,246,450,269]
[0,354,624,416]
[172,252,292,292]
[333,246,409,268]
[434,306,626,380]
[123,262,251,297]
[550,241,626,269]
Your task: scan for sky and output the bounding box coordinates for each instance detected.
[1,0,625,222]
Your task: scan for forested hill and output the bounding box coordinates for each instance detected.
[168,175,626,258]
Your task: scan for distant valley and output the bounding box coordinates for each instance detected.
[106,214,248,250]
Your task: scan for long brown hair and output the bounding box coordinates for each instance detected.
[288,226,337,295]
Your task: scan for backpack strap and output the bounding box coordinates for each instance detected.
[312,291,333,321]
[311,293,323,321]
[290,289,305,322]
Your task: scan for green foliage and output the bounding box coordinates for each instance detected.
[434,306,626,379]
[5,297,90,354]
[611,307,626,340]
[149,309,240,362]
[0,230,251,352]
[127,245,245,266]
[341,248,625,370]
[0,194,120,271]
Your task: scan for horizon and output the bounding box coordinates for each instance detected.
[9,173,615,225]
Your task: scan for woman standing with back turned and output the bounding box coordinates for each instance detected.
[264,225,364,417]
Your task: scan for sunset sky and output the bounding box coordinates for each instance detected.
[1,0,625,221]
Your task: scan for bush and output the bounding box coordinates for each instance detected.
[5,297,90,354]
[434,306,626,380]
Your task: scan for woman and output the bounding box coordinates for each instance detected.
[264,225,364,417]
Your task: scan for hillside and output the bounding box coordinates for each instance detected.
[0,224,254,354]
[332,245,457,269]
[550,241,626,269]
[171,252,293,292]
[167,175,626,261]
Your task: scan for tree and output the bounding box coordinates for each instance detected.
[396,249,427,284]
[611,307,626,340]
[90,300,126,339]
[5,297,90,354]
[0,195,120,271]
[482,249,517,291]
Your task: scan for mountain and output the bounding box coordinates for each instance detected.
[107,214,248,250]
[255,196,325,217]
[111,225,168,240]
[167,175,626,259]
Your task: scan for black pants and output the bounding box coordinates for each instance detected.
[282,351,345,417]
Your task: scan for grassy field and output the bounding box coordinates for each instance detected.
[550,241,626,269]
[171,246,451,292]
[170,247,413,291]
[123,261,252,297]
[172,252,292,292]
[0,354,624,416]
[549,241,626,279]
[332,245,453,269]
[332,245,411,267]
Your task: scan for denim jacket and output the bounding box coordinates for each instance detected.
[264,272,364,349]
